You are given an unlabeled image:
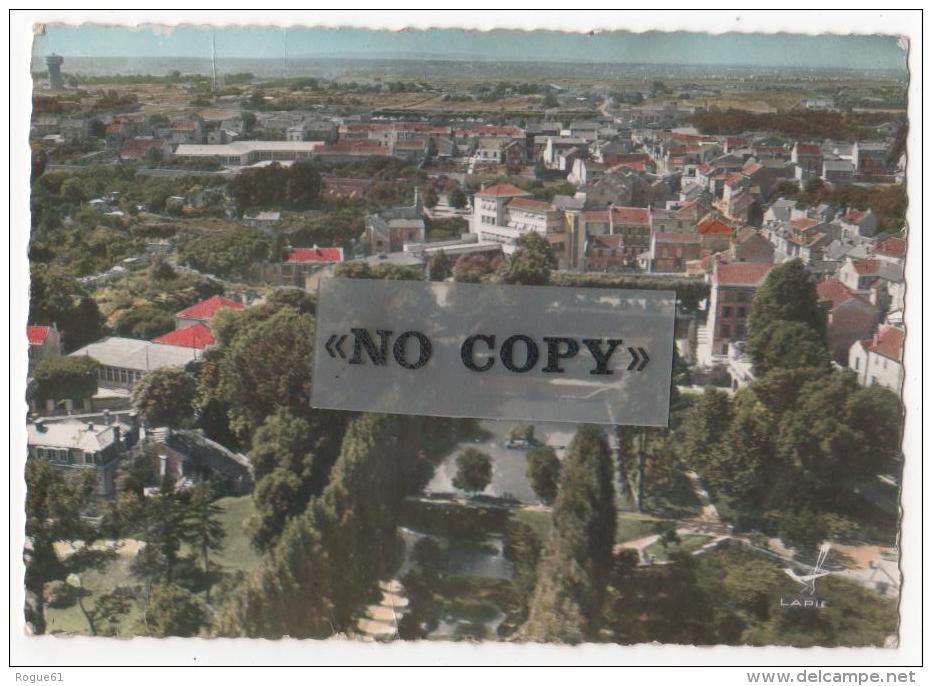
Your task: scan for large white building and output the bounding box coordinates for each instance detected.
[470,183,562,254]
[70,337,202,389]
[173,140,326,167]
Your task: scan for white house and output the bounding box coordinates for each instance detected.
[848,325,905,392]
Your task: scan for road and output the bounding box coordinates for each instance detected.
[426,419,576,503]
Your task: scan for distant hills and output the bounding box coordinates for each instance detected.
[29,55,905,82]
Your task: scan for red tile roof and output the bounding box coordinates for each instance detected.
[653,231,700,244]
[153,323,215,350]
[508,197,552,212]
[119,138,164,160]
[583,210,610,223]
[175,295,244,321]
[790,217,820,231]
[851,258,880,275]
[611,206,650,226]
[872,237,907,259]
[862,325,905,362]
[795,143,821,156]
[697,216,733,236]
[589,234,624,249]
[27,325,49,346]
[816,278,858,309]
[286,247,344,263]
[715,261,772,287]
[477,183,530,198]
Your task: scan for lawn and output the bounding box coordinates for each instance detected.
[207,495,262,574]
[44,495,260,636]
[643,534,713,563]
[511,507,672,545]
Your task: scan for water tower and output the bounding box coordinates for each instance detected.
[46,53,64,90]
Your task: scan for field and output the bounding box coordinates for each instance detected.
[44,495,259,636]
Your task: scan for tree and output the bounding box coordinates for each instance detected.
[284,160,322,210]
[114,304,175,340]
[747,259,826,346]
[24,460,96,634]
[427,250,452,282]
[510,422,536,444]
[183,483,226,604]
[146,582,206,637]
[216,306,314,440]
[680,388,734,468]
[520,425,615,642]
[33,356,99,404]
[132,367,196,433]
[448,186,467,210]
[422,185,439,209]
[525,446,561,505]
[247,408,344,551]
[452,448,492,495]
[748,320,832,377]
[503,232,558,286]
[29,267,105,351]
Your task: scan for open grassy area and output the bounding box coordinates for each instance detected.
[643,533,713,563]
[44,495,259,636]
[211,495,262,574]
[511,506,672,545]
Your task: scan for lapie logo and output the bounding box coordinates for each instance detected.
[780,542,831,609]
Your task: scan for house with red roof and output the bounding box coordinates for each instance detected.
[27,324,62,371]
[838,208,879,239]
[838,257,882,292]
[281,246,345,285]
[696,215,734,253]
[871,236,907,263]
[791,142,824,175]
[706,261,773,358]
[119,137,171,162]
[153,323,216,351]
[817,279,880,363]
[648,231,702,274]
[175,295,244,330]
[849,325,905,392]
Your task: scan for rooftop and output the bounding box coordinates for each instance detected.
[152,323,215,350]
[28,419,126,452]
[861,326,905,362]
[27,325,50,346]
[70,337,200,373]
[176,295,244,321]
[476,183,530,199]
[714,261,772,287]
[286,247,345,264]
[697,215,733,236]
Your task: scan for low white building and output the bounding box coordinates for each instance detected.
[174,140,325,167]
[27,416,135,496]
[848,325,905,392]
[70,337,202,389]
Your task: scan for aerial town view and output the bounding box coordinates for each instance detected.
[23,23,909,648]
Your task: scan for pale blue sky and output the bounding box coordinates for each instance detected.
[33,25,906,71]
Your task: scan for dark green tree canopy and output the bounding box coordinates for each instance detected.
[33,355,99,402]
[748,320,832,377]
[503,232,558,286]
[132,367,196,430]
[452,447,493,494]
[748,259,826,342]
[526,446,561,505]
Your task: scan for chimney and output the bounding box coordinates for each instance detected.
[103,409,112,425]
[35,420,46,432]
[86,421,95,430]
